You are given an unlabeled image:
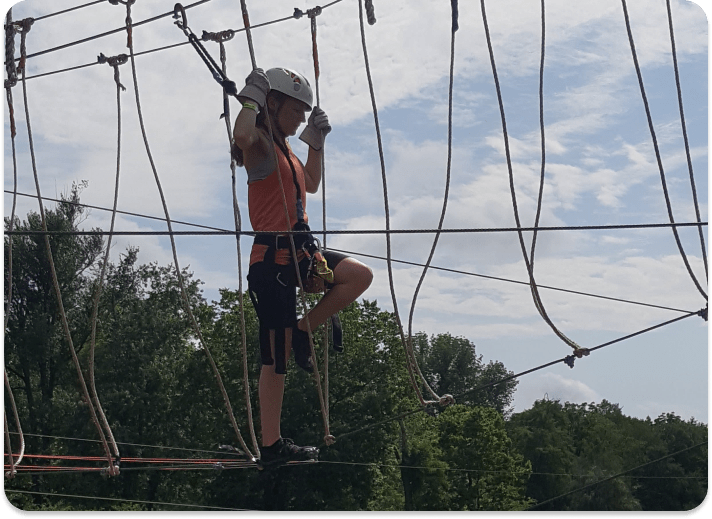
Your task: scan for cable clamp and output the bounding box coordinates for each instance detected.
[307,6,323,19]
[698,305,708,321]
[201,29,235,43]
[293,8,304,19]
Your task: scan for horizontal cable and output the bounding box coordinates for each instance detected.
[4,190,230,232]
[330,248,695,314]
[5,489,252,511]
[4,221,708,237]
[12,0,346,81]
[31,0,108,23]
[6,0,213,64]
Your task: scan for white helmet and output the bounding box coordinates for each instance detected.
[266,67,313,110]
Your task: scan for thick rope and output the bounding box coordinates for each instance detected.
[212,33,260,457]
[119,1,255,460]
[4,11,25,479]
[406,0,461,406]
[238,0,334,446]
[15,16,118,476]
[308,7,333,427]
[82,52,132,470]
[357,0,426,407]
[480,0,585,354]
[664,0,707,281]
[620,0,707,300]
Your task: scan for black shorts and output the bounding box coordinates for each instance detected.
[247,250,347,373]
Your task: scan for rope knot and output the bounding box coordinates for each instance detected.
[323,434,336,446]
[307,6,323,19]
[293,8,304,19]
[97,53,129,90]
[365,0,376,25]
[699,305,708,321]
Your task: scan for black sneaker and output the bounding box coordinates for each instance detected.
[258,438,319,470]
[291,326,313,372]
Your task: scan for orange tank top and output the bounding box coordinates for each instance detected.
[248,142,309,265]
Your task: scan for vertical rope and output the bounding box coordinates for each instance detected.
[85,53,131,469]
[664,0,707,281]
[120,1,255,460]
[16,16,118,475]
[357,0,427,406]
[406,1,460,405]
[216,36,260,457]
[620,0,707,300]
[530,0,546,265]
[4,10,25,479]
[480,0,585,354]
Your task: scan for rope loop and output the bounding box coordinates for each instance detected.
[4,14,18,89]
[438,394,455,407]
[365,0,376,25]
[307,6,323,19]
[97,52,129,91]
[201,29,235,43]
[323,434,336,446]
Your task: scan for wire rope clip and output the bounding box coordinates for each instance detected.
[699,305,708,322]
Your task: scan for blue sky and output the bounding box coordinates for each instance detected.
[3,0,708,423]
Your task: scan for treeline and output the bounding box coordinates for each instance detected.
[4,192,707,511]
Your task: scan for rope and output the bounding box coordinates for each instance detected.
[406,0,460,406]
[120,1,255,461]
[211,29,260,458]
[664,0,707,281]
[364,0,376,25]
[481,0,584,354]
[308,6,333,429]
[620,0,707,300]
[357,0,427,408]
[81,51,131,473]
[14,15,118,476]
[3,11,25,479]
[237,0,335,446]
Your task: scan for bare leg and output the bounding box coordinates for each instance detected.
[297,258,372,332]
[258,328,293,446]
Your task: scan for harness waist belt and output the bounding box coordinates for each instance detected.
[254,233,312,251]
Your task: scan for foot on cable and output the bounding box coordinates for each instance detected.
[257,438,319,470]
[291,325,313,373]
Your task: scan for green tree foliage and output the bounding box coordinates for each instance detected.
[507,399,708,511]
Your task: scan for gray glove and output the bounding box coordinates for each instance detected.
[237,68,270,108]
[299,107,332,150]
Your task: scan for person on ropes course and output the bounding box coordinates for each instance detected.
[232,67,373,469]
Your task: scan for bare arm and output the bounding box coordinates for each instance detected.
[303,146,323,194]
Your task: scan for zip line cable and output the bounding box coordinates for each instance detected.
[2,192,697,315]
[6,220,707,236]
[327,248,696,314]
[31,0,109,23]
[620,0,707,301]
